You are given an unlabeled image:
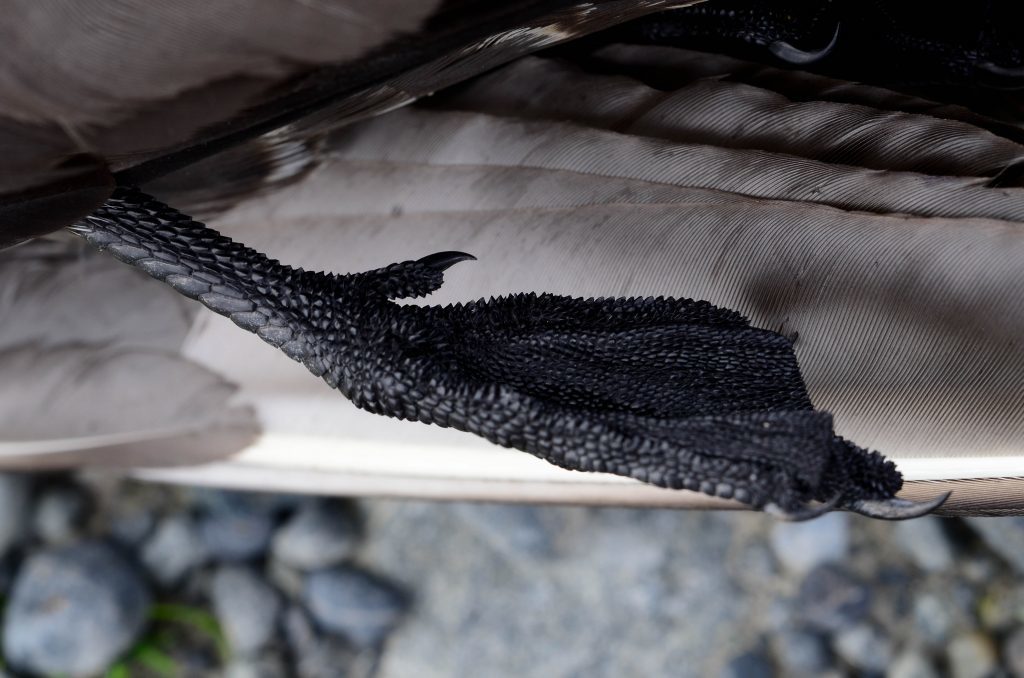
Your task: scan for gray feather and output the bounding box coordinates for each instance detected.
[441,56,1024,179]
[328,106,1024,222]
[0,237,195,352]
[0,239,257,466]
[0,343,256,466]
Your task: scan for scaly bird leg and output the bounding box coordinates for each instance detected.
[70,187,949,519]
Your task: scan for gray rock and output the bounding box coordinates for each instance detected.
[0,553,17,593]
[283,605,356,678]
[103,481,168,547]
[767,599,797,630]
[362,502,744,678]
[770,512,849,574]
[297,638,357,678]
[272,499,359,570]
[0,474,32,556]
[284,604,319,654]
[33,483,92,545]
[947,633,998,678]
[833,624,892,673]
[199,509,275,562]
[773,627,831,676]
[189,488,303,518]
[894,517,955,573]
[161,644,220,676]
[887,649,940,678]
[141,515,207,587]
[572,508,682,615]
[722,649,774,678]
[797,565,871,633]
[874,566,915,625]
[108,505,156,548]
[304,566,408,647]
[3,541,150,677]
[268,556,305,600]
[966,518,1024,574]
[180,565,215,603]
[911,593,954,646]
[978,583,1024,632]
[950,581,980,622]
[960,554,998,586]
[737,542,780,583]
[211,566,283,657]
[453,503,560,558]
[224,652,288,678]
[1003,627,1024,677]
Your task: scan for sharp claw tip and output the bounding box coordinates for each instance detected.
[764,492,843,522]
[848,490,952,520]
[418,251,476,270]
[769,22,840,65]
[977,61,1024,89]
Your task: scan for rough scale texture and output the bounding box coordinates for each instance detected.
[72,188,922,518]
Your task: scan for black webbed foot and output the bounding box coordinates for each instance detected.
[74,189,950,520]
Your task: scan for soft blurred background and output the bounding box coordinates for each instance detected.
[0,472,1021,677]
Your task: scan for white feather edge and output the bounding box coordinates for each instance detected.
[0,423,256,468]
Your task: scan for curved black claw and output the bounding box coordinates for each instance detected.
[769,23,840,65]
[417,251,477,271]
[847,491,952,520]
[985,159,1024,188]
[764,493,843,522]
[976,61,1024,90]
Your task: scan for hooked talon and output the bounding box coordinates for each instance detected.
[417,251,476,271]
[769,23,840,65]
[847,491,952,520]
[764,493,843,522]
[975,61,1024,90]
[985,159,1024,188]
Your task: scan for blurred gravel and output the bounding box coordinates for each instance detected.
[142,514,208,587]
[304,567,408,648]
[272,499,360,571]
[211,565,283,656]
[770,512,849,574]
[4,541,150,676]
[0,472,1020,677]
